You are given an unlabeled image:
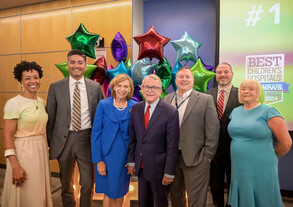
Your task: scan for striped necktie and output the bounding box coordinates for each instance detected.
[72,81,81,131]
[217,89,224,120]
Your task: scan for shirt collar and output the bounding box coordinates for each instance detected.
[218,84,232,94]
[145,97,160,109]
[176,88,193,99]
[69,75,85,86]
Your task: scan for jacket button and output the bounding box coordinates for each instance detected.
[64,136,67,138]
[142,141,146,144]
[140,153,142,156]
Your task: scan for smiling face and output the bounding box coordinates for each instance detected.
[239,80,261,104]
[114,79,131,101]
[141,77,162,104]
[175,68,194,94]
[21,69,41,94]
[216,63,234,88]
[67,55,86,80]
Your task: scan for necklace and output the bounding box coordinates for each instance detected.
[33,99,39,110]
[114,98,127,111]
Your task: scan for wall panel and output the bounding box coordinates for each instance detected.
[0,16,21,55]
[21,9,71,53]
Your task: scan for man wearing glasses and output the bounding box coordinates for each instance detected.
[127,74,180,207]
[164,66,219,207]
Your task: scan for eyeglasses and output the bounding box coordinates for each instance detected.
[141,85,161,92]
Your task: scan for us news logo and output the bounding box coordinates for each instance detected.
[245,54,289,105]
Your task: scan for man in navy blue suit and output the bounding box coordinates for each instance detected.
[127,74,179,207]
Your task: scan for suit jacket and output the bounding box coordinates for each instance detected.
[205,86,241,153]
[91,97,137,163]
[128,100,180,182]
[46,76,103,160]
[164,90,219,167]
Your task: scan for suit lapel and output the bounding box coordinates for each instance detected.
[144,100,164,135]
[84,77,93,114]
[63,77,71,114]
[211,87,218,107]
[104,97,118,123]
[181,90,200,126]
[224,86,238,114]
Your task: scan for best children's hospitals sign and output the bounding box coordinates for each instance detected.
[246,54,289,104]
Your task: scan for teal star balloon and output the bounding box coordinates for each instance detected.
[107,61,130,80]
[130,58,157,86]
[171,31,202,64]
[190,58,215,92]
[66,23,99,59]
[55,62,97,79]
[171,62,183,91]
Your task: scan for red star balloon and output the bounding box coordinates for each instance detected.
[91,56,107,84]
[134,26,170,61]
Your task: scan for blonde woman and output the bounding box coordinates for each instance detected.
[227,79,292,207]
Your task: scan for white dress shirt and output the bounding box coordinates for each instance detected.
[69,76,91,130]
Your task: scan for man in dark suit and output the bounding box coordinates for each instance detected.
[46,49,103,207]
[127,74,179,207]
[206,62,241,207]
[164,66,219,207]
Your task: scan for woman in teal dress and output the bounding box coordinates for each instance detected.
[227,79,292,207]
[91,74,136,207]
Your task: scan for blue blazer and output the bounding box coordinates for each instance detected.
[91,97,137,163]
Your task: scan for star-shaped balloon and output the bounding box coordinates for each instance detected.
[91,56,107,84]
[132,85,143,102]
[199,56,214,71]
[107,61,130,80]
[171,62,183,91]
[111,32,128,62]
[66,23,99,59]
[102,64,114,97]
[190,58,215,92]
[55,62,97,79]
[125,59,133,69]
[155,57,172,91]
[134,26,170,61]
[171,31,202,64]
[130,58,157,86]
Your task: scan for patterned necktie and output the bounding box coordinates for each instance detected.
[72,81,81,131]
[217,89,225,120]
[144,105,151,130]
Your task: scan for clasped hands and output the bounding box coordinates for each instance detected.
[125,163,173,186]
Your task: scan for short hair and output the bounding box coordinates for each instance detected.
[141,74,162,88]
[238,79,264,104]
[216,62,233,73]
[110,74,134,100]
[176,66,194,79]
[13,61,43,82]
[67,49,87,62]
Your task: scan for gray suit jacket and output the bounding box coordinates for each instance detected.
[46,76,103,160]
[164,90,219,167]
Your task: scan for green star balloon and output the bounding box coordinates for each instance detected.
[155,57,172,91]
[125,59,133,69]
[55,62,97,79]
[66,23,99,59]
[190,58,215,92]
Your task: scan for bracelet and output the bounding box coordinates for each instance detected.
[4,149,16,158]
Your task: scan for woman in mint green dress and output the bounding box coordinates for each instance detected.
[227,79,292,207]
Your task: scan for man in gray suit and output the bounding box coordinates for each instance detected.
[46,49,103,207]
[206,62,241,207]
[164,66,219,207]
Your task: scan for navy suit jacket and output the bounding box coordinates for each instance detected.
[128,99,180,182]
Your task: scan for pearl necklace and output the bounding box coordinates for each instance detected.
[114,98,127,111]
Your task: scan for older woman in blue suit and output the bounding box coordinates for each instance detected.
[91,74,136,207]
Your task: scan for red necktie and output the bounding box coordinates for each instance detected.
[217,90,224,120]
[144,105,151,130]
